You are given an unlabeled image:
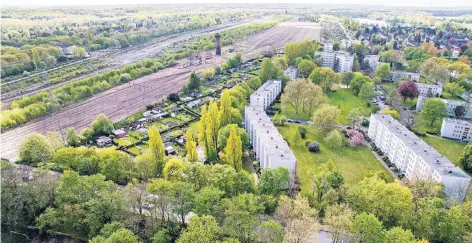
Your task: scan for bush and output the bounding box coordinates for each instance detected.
[307,141,320,153]
[361,120,370,127]
[298,126,307,139]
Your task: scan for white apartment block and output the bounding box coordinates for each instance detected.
[369,114,471,202]
[416,96,472,119]
[391,71,421,82]
[284,67,299,80]
[440,118,472,141]
[245,80,297,176]
[314,50,353,73]
[415,83,443,97]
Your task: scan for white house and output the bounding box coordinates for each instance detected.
[391,71,421,82]
[440,118,472,141]
[284,67,299,80]
[415,83,443,97]
[368,114,471,202]
[244,80,297,177]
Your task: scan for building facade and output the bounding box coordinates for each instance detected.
[368,114,471,202]
[391,71,421,82]
[284,67,299,80]
[415,83,443,97]
[244,80,297,176]
[416,96,472,119]
[315,49,353,74]
[440,118,472,141]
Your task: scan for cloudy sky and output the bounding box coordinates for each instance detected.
[3,0,472,8]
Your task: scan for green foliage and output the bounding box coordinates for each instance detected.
[148,125,165,176]
[18,133,53,165]
[324,129,344,148]
[177,215,220,243]
[223,126,243,172]
[350,213,386,243]
[350,73,373,96]
[459,143,472,173]
[284,40,319,66]
[92,114,114,135]
[247,77,262,90]
[444,82,465,97]
[309,67,340,92]
[420,98,447,126]
[359,82,376,101]
[259,58,277,82]
[96,148,135,184]
[373,63,391,82]
[258,167,290,196]
[298,60,316,78]
[380,109,400,120]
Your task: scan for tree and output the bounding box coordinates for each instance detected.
[290,126,303,146]
[324,204,353,243]
[259,58,277,82]
[172,181,195,226]
[341,72,355,89]
[91,228,142,243]
[359,83,376,101]
[324,130,344,148]
[205,101,220,162]
[298,60,316,78]
[247,77,262,90]
[348,177,413,227]
[71,45,87,58]
[198,105,210,159]
[281,79,308,114]
[256,220,284,243]
[218,124,249,150]
[312,104,340,136]
[380,109,400,120]
[460,143,472,173]
[223,126,243,171]
[134,153,155,180]
[18,133,52,164]
[303,83,326,114]
[146,178,174,224]
[350,213,386,243]
[309,67,340,92]
[193,186,224,217]
[185,130,198,162]
[420,58,449,84]
[347,108,364,129]
[177,215,220,243]
[275,195,319,243]
[91,113,114,135]
[258,167,290,196]
[420,42,439,56]
[350,74,372,96]
[385,227,416,243]
[420,98,447,126]
[444,82,465,97]
[219,89,233,127]
[202,68,215,80]
[373,63,391,82]
[66,127,82,147]
[96,148,135,184]
[221,194,262,242]
[185,72,201,92]
[347,129,364,147]
[46,131,65,152]
[148,125,165,176]
[397,80,419,101]
[163,157,185,181]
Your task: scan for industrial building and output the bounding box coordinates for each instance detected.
[368,114,471,202]
[244,80,297,176]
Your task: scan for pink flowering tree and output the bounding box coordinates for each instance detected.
[347,129,364,147]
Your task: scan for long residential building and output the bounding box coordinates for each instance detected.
[368,114,471,202]
[391,71,421,82]
[416,96,472,119]
[416,83,443,97]
[244,80,297,176]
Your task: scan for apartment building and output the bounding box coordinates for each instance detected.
[315,49,353,73]
[368,114,471,202]
[440,118,472,141]
[391,71,421,82]
[416,96,472,119]
[244,80,297,176]
[415,83,443,97]
[284,67,299,80]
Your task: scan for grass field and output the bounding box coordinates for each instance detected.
[277,124,392,193]
[327,89,372,125]
[276,102,312,120]
[421,135,468,173]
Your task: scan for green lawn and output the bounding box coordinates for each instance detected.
[187,121,200,134]
[176,113,194,122]
[441,91,464,101]
[328,89,372,125]
[114,138,131,146]
[277,124,392,193]
[277,102,312,120]
[127,147,140,156]
[421,135,468,172]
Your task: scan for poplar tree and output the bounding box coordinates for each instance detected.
[224,126,242,171]
[198,105,209,158]
[148,125,165,176]
[205,101,220,161]
[219,89,233,127]
[185,130,198,162]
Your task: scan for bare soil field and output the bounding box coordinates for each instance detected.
[0,19,322,161]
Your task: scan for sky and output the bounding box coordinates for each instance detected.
[2,0,472,8]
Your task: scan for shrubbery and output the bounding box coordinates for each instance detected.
[307,141,320,153]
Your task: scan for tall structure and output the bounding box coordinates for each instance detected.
[215,32,221,56]
[368,114,471,203]
[314,44,353,74]
[244,80,297,177]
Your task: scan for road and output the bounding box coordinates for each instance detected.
[1,18,263,102]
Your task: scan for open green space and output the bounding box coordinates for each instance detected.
[176,113,195,122]
[441,91,464,101]
[277,124,392,193]
[327,89,373,125]
[276,102,312,120]
[413,112,442,135]
[421,135,469,174]
[114,138,131,146]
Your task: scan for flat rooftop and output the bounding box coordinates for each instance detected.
[372,114,470,179]
[443,117,472,127]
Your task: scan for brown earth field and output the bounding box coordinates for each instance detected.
[0,19,322,161]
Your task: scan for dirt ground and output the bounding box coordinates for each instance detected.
[0,19,322,161]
